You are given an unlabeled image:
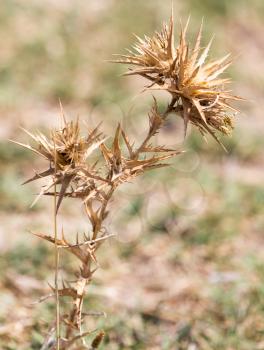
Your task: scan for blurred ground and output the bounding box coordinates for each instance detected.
[0,1,264,349]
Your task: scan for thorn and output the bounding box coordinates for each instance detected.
[61,227,67,244]
[47,281,55,292]
[84,232,89,241]
[91,267,99,275]
[59,99,67,126]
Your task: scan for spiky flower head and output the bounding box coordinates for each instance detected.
[12,117,106,211]
[114,11,242,148]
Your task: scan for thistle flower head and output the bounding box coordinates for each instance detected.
[114,12,242,147]
[50,119,101,167]
[12,118,105,211]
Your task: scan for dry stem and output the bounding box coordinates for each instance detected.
[54,136,60,349]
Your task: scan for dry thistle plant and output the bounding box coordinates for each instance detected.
[14,9,241,350]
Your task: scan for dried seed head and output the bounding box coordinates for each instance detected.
[12,118,106,211]
[114,12,242,147]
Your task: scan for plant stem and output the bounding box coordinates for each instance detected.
[54,142,60,349]
[133,97,178,159]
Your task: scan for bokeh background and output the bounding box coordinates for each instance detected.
[0,1,264,349]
